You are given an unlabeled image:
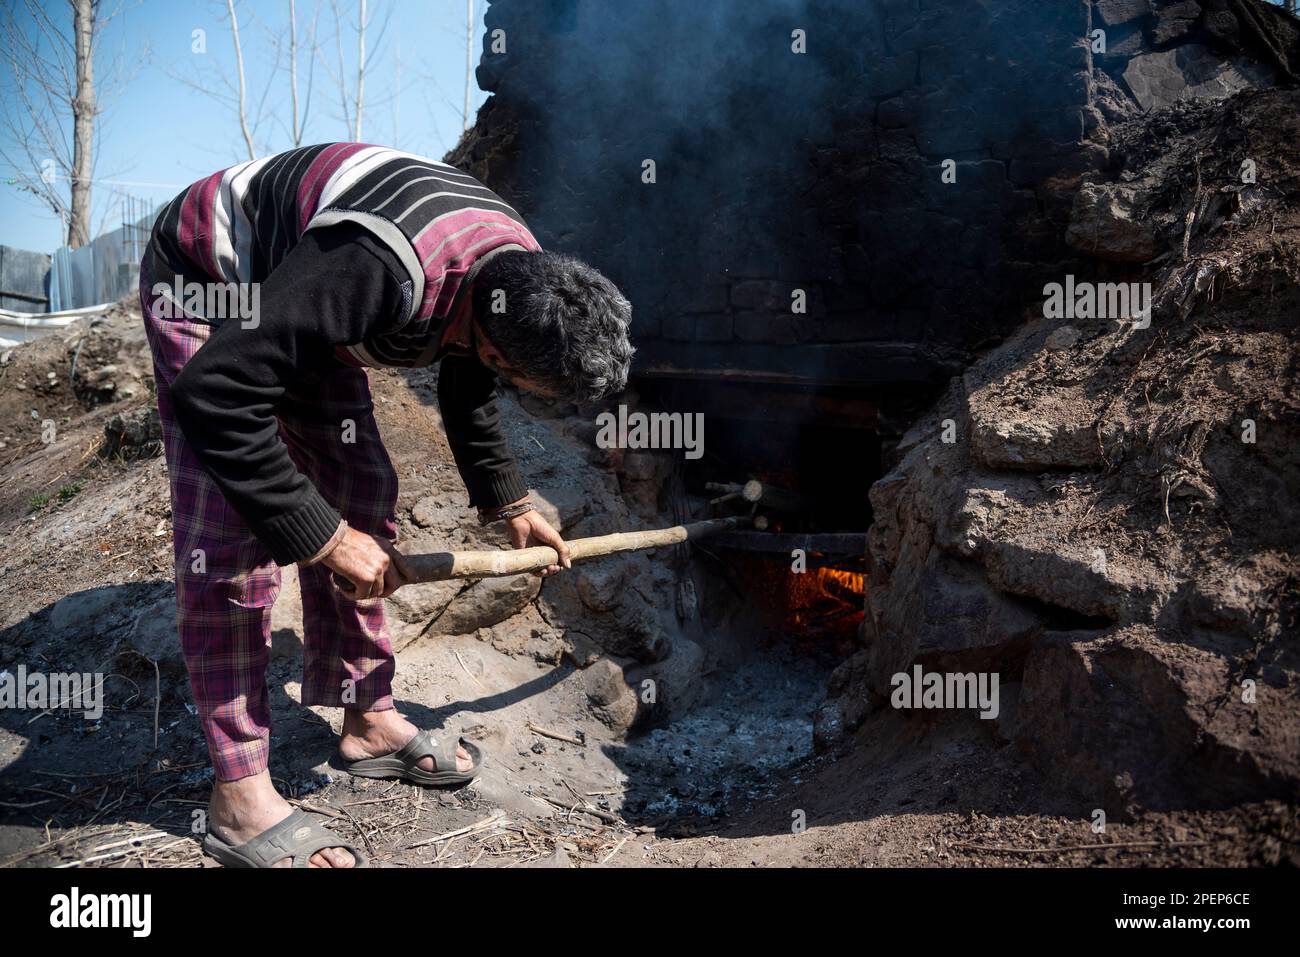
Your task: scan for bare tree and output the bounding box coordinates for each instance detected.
[354,0,366,140]
[289,0,300,144]
[226,0,255,159]
[274,0,320,146]
[162,1,294,161]
[0,0,123,248]
[69,0,96,247]
[322,0,391,141]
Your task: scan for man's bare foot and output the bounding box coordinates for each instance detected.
[208,770,355,868]
[338,708,474,774]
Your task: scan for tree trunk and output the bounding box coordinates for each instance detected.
[68,0,96,249]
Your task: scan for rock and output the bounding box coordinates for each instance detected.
[124,595,188,691]
[992,680,1021,745]
[1066,183,1161,262]
[969,408,1106,471]
[426,574,542,636]
[1122,46,1274,113]
[976,538,1154,624]
[861,549,1044,703]
[561,631,602,668]
[1151,0,1201,46]
[576,562,629,612]
[814,650,873,750]
[49,586,129,637]
[1096,0,1151,27]
[100,405,163,461]
[624,633,708,723]
[583,657,639,732]
[385,562,541,640]
[385,578,461,624]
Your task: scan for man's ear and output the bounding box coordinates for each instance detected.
[474,323,510,368]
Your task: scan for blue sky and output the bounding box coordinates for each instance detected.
[0,0,490,251]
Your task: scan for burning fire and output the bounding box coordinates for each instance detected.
[782,564,866,644]
[818,567,865,596]
[736,557,866,647]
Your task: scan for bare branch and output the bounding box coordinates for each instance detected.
[225,0,256,160]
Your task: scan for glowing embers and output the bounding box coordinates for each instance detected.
[787,566,864,630]
[739,556,865,649]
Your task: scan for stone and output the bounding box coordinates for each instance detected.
[100,406,162,461]
[49,586,129,637]
[969,410,1106,471]
[1151,0,1201,46]
[693,315,733,342]
[124,595,188,689]
[1065,183,1161,262]
[1096,0,1151,27]
[385,578,461,624]
[427,574,542,636]
[386,569,540,638]
[576,562,629,612]
[1123,46,1274,113]
[583,657,639,732]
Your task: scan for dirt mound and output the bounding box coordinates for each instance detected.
[822,87,1300,812]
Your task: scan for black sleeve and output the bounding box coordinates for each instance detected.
[438,352,529,510]
[169,222,408,565]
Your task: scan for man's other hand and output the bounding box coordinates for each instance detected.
[507,509,572,577]
[322,527,409,599]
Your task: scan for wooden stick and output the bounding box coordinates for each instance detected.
[407,809,507,849]
[401,516,744,583]
[527,721,584,747]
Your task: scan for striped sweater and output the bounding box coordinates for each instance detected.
[146,145,538,564]
[148,143,541,368]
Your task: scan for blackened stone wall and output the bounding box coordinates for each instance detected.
[450,0,1294,389]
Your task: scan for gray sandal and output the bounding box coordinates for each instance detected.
[337,729,482,787]
[203,808,368,868]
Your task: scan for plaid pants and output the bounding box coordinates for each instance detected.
[140,273,400,782]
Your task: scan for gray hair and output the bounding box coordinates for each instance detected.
[473,250,634,402]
